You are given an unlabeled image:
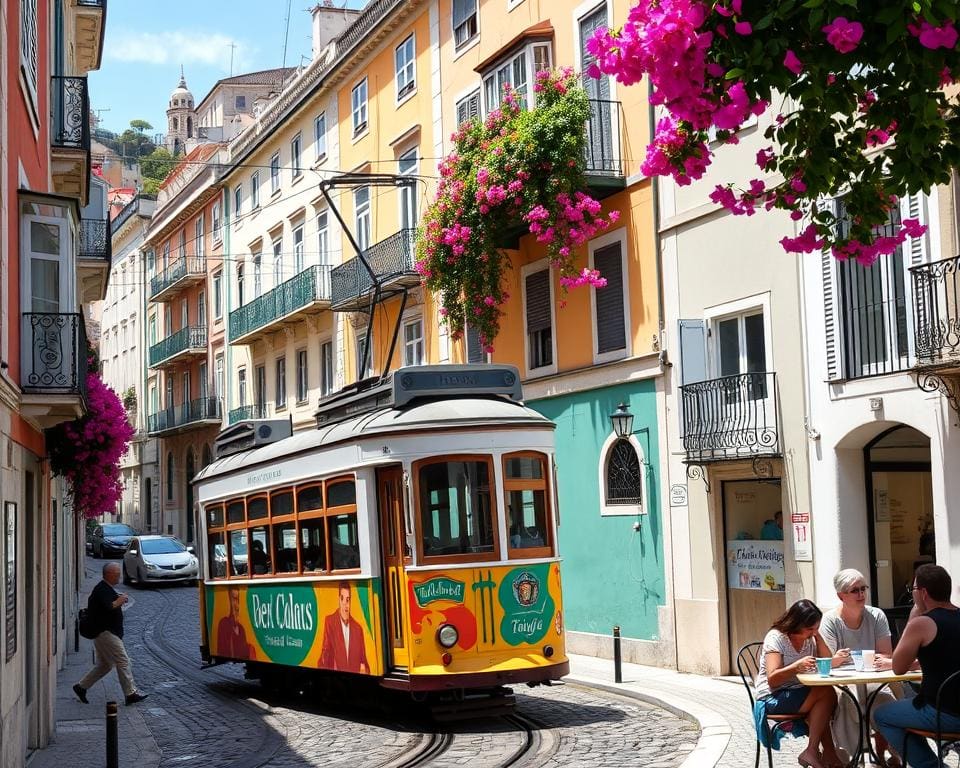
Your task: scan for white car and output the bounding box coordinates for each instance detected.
[123,535,199,586]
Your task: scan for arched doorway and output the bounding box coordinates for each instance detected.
[865,425,932,611]
[185,450,196,544]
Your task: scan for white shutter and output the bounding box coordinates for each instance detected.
[822,249,842,381]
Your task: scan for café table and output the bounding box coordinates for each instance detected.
[797,666,922,767]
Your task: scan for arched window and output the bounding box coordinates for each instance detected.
[202,444,212,468]
[172,116,178,131]
[606,439,642,505]
[166,452,175,501]
[187,116,193,138]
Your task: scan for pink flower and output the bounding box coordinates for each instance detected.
[734,21,752,35]
[780,224,825,254]
[902,218,927,238]
[822,17,864,53]
[784,50,803,75]
[911,20,959,50]
[756,147,775,170]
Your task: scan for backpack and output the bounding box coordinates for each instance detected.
[78,608,100,640]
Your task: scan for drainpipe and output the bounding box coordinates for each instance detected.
[222,185,232,424]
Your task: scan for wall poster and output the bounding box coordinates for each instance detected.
[726,539,785,592]
[5,502,17,662]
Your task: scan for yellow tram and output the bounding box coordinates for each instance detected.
[194,365,568,696]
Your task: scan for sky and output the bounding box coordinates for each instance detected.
[89,1,367,140]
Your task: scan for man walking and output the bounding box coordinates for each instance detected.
[73,562,148,706]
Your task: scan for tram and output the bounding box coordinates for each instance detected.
[193,365,568,699]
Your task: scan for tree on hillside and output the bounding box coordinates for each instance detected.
[140,147,178,195]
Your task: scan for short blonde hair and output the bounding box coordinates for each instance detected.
[834,568,865,594]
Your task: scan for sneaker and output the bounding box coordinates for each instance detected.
[72,684,88,704]
[124,692,148,705]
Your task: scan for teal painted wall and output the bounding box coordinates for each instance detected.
[529,380,664,640]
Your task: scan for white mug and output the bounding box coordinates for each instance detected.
[862,650,876,669]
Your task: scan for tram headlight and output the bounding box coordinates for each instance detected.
[437,623,459,649]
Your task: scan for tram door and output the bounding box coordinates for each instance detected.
[378,467,410,669]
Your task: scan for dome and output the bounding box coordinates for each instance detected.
[169,72,194,108]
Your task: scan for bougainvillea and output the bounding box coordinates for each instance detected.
[48,372,135,519]
[417,68,620,348]
[587,0,960,264]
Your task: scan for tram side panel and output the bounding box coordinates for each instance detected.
[203,579,385,676]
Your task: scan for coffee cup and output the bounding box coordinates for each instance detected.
[816,657,832,677]
[862,650,876,670]
[852,650,864,671]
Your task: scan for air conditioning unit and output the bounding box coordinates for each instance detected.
[214,419,292,459]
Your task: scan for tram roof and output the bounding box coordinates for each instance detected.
[194,395,553,483]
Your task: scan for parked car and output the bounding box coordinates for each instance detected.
[122,535,198,586]
[91,523,138,558]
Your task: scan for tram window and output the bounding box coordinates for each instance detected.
[329,513,360,570]
[327,479,356,508]
[250,525,271,575]
[300,519,327,572]
[504,453,552,558]
[229,529,249,576]
[419,460,495,557]
[273,522,298,573]
[297,485,323,515]
[207,505,224,528]
[271,490,294,518]
[505,456,544,480]
[208,531,226,578]
[248,496,268,521]
[227,499,245,525]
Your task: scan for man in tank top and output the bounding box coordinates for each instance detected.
[874,564,960,768]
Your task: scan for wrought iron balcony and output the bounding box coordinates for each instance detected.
[149,256,205,302]
[680,372,780,463]
[911,255,960,370]
[148,326,207,369]
[228,404,270,425]
[79,218,110,261]
[584,99,625,196]
[148,397,221,437]
[330,229,419,311]
[21,313,89,398]
[229,265,332,344]
[51,76,90,152]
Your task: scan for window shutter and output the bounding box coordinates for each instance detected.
[457,90,481,126]
[678,319,707,385]
[822,250,842,381]
[594,243,626,354]
[452,0,475,30]
[466,324,484,363]
[902,193,929,267]
[525,270,551,334]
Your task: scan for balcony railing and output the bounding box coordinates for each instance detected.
[148,326,207,368]
[228,404,270,425]
[21,313,89,399]
[79,218,110,261]
[229,265,332,342]
[911,255,960,368]
[330,229,418,310]
[680,372,780,463]
[51,76,90,152]
[149,256,204,300]
[148,397,221,436]
[584,99,623,178]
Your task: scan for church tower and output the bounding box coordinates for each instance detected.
[165,67,195,154]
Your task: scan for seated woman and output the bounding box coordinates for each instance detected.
[820,569,901,768]
[754,599,845,768]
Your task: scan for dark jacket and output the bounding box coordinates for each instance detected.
[88,580,123,639]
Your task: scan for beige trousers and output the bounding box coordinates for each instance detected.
[78,631,137,697]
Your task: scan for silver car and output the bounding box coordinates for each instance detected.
[123,535,199,586]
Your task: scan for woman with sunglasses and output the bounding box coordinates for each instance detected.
[820,569,900,768]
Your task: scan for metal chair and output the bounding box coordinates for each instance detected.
[902,668,960,766]
[737,641,808,768]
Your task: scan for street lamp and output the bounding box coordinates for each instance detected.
[610,402,634,439]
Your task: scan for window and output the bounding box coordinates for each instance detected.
[291,133,302,179]
[452,0,478,49]
[456,89,481,126]
[166,453,174,501]
[524,268,554,372]
[317,211,329,265]
[417,458,496,560]
[321,341,333,396]
[199,362,208,401]
[251,172,260,210]
[213,270,223,319]
[255,365,266,412]
[234,185,243,219]
[163,241,170,270]
[20,0,38,103]
[355,328,373,379]
[147,249,156,276]
[236,265,245,306]
[296,349,308,403]
[275,357,287,410]
[148,315,157,345]
[181,371,190,407]
[591,235,628,361]
[238,368,247,407]
[351,78,368,135]
[715,311,767,400]
[605,440,643,507]
[215,355,225,401]
[212,203,222,242]
[272,239,283,286]
[404,319,423,367]
[354,187,371,250]
[293,225,304,273]
[253,253,263,298]
[198,289,206,328]
[398,149,418,230]
[314,113,327,161]
[465,323,488,364]
[235,94,246,110]
[270,152,281,193]
[395,35,416,99]
[178,230,186,260]
[504,453,552,557]
[180,298,188,328]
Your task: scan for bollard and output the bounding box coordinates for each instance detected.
[106,701,118,768]
[613,625,622,683]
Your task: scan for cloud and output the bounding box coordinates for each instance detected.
[106,30,255,72]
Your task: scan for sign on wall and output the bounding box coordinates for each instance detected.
[669,484,688,506]
[791,511,812,561]
[726,540,785,591]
